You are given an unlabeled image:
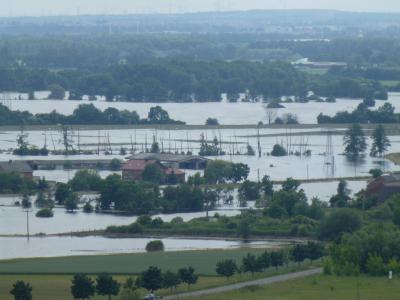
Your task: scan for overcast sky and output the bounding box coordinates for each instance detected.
[1,0,400,17]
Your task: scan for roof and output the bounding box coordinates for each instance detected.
[122,159,161,171]
[128,153,209,163]
[0,161,32,173]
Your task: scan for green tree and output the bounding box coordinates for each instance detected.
[369,168,383,179]
[205,118,219,126]
[238,217,251,241]
[230,163,250,183]
[48,83,66,100]
[261,175,274,198]
[96,274,120,300]
[142,164,165,184]
[216,259,237,279]
[271,144,287,156]
[281,177,300,192]
[136,266,163,292]
[162,270,181,292]
[242,253,262,276]
[145,240,165,252]
[178,267,198,289]
[329,180,351,208]
[257,251,271,270]
[318,209,361,241]
[21,193,31,209]
[343,124,367,159]
[10,281,32,300]
[71,274,95,300]
[365,254,386,276]
[370,124,390,157]
[55,183,72,205]
[291,244,308,265]
[65,193,79,212]
[270,251,285,270]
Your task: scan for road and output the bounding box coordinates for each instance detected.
[164,268,322,299]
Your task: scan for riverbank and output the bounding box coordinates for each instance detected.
[0,123,400,132]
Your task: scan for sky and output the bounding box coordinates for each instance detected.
[1,0,400,17]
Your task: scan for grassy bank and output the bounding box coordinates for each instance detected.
[182,274,400,300]
[0,266,317,300]
[386,153,400,165]
[0,248,270,276]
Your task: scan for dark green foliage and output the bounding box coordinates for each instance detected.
[178,267,198,288]
[65,193,79,212]
[69,170,102,191]
[242,253,262,275]
[0,172,36,194]
[110,159,122,171]
[319,103,397,124]
[281,178,300,192]
[216,259,237,279]
[83,202,94,213]
[162,185,204,213]
[318,209,361,241]
[146,240,165,252]
[206,118,219,125]
[329,180,351,208]
[162,270,181,292]
[35,208,54,218]
[261,175,274,198]
[204,160,249,184]
[55,183,72,205]
[271,144,287,156]
[137,266,163,292]
[270,251,285,270]
[369,168,383,179]
[10,280,32,300]
[96,274,120,300]
[0,103,183,126]
[343,124,367,159]
[370,125,391,157]
[71,274,95,300]
[238,180,260,202]
[142,164,165,184]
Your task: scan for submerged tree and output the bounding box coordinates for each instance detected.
[343,124,367,159]
[370,124,390,157]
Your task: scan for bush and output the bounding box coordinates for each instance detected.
[83,202,94,213]
[128,223,143,234]
[318,209,361,241]
[35,208,54,218]
[271,144,287,156]
[146,240,165,252]
[366,254,386,276]
[137,215,152,226]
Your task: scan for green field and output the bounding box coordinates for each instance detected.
[380,80,400,88]
[0,248,268,276]
[183,275,400,300]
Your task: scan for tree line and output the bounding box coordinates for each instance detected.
[0,103,183,126]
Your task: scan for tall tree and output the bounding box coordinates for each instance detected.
[343,124,367,159]
[370,124,390,157]
[216,259,237,280]
[71,274,95,300]
[10,281,32,300]
[136,266,163,292]
[96,274,120,300]
[178,267,198,289]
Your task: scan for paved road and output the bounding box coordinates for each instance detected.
[164,268,322,299]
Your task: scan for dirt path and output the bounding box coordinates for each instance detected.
[164,268,322,299]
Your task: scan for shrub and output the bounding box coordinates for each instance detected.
[146,240,165,252]
[83,202,94,213]
[128,223,143,234]
[35,208,54,218]
[271,144,287,156]
[137,215,152,226]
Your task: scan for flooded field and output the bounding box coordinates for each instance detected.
[2,93,400,125]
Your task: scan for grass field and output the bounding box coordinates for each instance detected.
[380,80,400,88]
[385,153,400,165]
[182,275,400,300]
[0,248,270,276]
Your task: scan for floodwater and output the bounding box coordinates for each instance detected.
[3,93,400,125]
[0,206,242,235]
[0,236,286,260]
